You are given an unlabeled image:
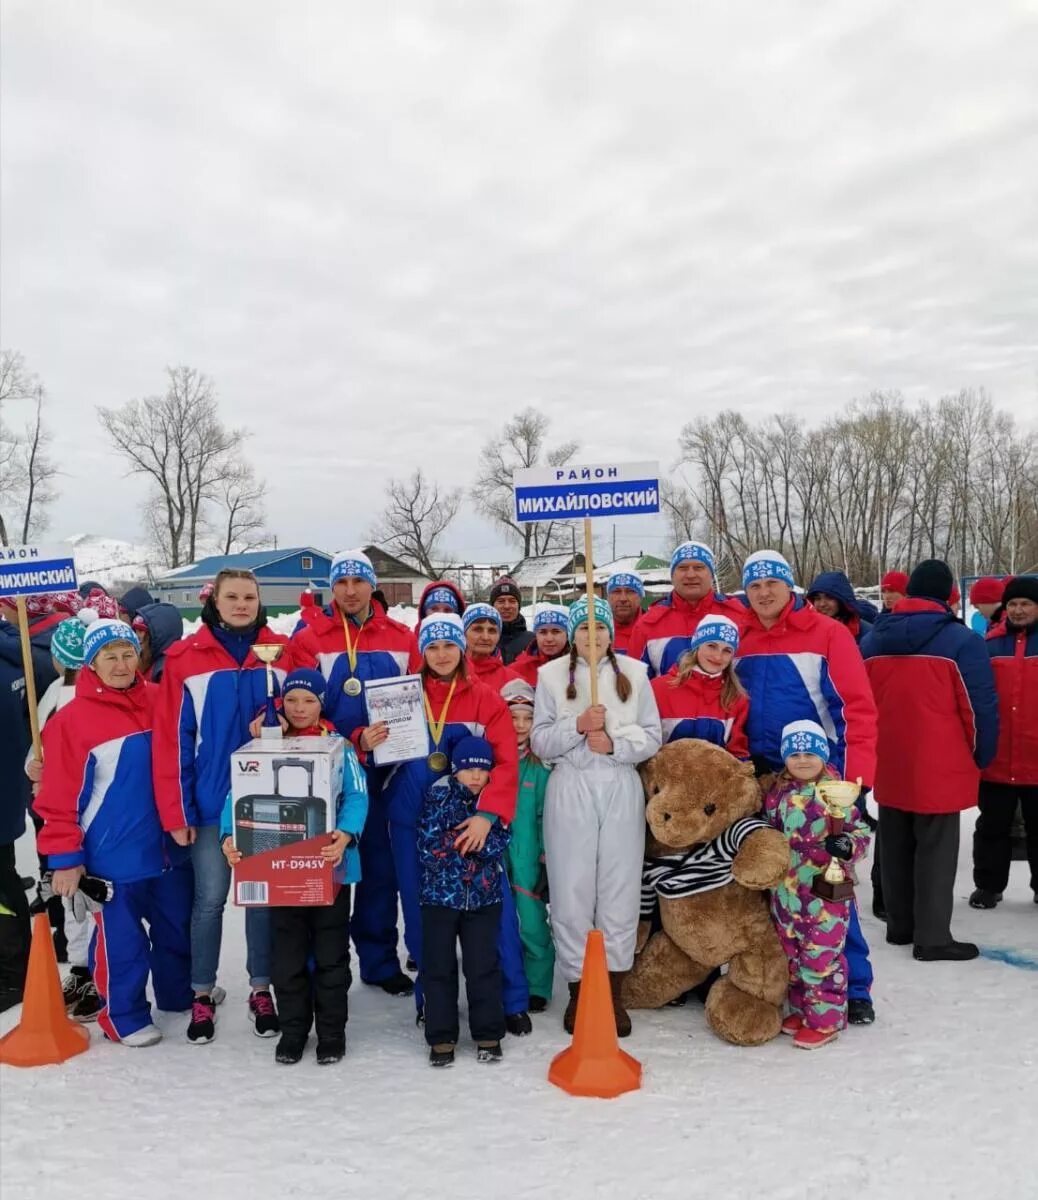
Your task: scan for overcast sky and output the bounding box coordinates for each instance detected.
[3,1,1037,568]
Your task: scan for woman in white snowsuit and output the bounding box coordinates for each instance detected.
[531,596,662,1038]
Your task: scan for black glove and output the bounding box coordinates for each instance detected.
[824,833,854,861]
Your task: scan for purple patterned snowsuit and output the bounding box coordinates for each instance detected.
[763,770,870,1032]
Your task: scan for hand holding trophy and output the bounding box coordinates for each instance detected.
[812,777,861,901]
[252,644,285,740]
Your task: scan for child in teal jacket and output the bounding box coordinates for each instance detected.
[502,679,555,1009]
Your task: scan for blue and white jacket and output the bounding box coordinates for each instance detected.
[417,776,511,910]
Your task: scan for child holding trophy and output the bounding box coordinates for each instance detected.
[763,720,871,1049]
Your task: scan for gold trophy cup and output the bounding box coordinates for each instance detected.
[812,778,861,901]
[252,644,284,740]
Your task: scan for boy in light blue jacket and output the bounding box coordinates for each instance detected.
[222,669,368,1065]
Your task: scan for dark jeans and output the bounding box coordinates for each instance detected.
[973,782,1038,894]
[421,903,504,1047]
[879,808,960,947]
[271,886,352,1045]
[0,841,31,998]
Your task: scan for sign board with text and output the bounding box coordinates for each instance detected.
[512,461,660,523]
[0,544,78,598]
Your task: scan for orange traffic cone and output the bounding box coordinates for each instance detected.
[0,913,90,1067]
[548,930,641,1098]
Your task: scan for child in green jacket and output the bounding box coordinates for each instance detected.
[501,679,555,1011]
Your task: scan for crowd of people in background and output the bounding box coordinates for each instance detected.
[0,542,1034,1065]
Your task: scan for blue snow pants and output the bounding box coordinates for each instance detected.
[351,777,403,984]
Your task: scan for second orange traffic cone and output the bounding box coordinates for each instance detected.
[548,930,642,1099]
[0,913,90,1068]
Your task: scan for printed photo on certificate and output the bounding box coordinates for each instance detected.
[364,673,430,766]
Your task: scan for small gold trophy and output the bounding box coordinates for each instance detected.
[812,778,861,901]
[252,644,284,740]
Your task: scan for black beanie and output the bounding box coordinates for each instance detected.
[489,576,521,604]
[906,559,954,603]
[1002,575,1038,606]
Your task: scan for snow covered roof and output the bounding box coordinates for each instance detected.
[593,554,671,584]
[509,553,582,588]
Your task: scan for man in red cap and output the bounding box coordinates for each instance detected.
[880,571,909,614]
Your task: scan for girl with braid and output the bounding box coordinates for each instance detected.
[531,596,662,1039]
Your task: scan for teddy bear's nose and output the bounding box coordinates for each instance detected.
[703,803,717,816]
[662,811,672,822]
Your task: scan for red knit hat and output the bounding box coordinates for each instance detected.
[881,571,909,592]
[949,583,960,606]
[969,576,1004,605]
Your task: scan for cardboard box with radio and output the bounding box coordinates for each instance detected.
[229,738,346,907]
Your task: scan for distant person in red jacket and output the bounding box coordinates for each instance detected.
[970,575,1038,909]
[417,580,467,620]
[968,576,1005,636]
[880,571,909,614]
[512,605,570,687]
[605,572,644,656]
[463,603,517,693]
[862,560,999,961]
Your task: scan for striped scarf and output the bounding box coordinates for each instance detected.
[640,816,770,918]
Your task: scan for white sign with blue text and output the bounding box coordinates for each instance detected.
[0,543,79,598]
[513,461,660,522]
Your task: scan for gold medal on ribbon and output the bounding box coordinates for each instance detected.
[424,678,457,778]
[343,677,363,697]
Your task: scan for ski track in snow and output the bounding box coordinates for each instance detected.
[2,814,1035,1200]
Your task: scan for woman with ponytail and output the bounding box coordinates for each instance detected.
[650,613,750,757]
[531,596,662,1039]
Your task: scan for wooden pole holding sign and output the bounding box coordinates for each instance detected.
[16,596,43,761]
[583,517,598,705]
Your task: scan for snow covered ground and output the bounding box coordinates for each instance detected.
[2,816,1035,1200]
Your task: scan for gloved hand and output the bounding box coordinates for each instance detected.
[68,876,113,923]
[824,833,854,861]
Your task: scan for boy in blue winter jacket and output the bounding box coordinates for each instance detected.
[222,669,368,1066]
[418,736,510,1067]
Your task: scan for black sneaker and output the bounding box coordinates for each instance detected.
[528,995,549,1014]
[476,1041,503,1063]
[62,965,91,1008]
[249,989,280,1037]
[187,995,217,1044]
[505,1011,532,1036]
[847,999,875,1026]
[968,889,1002,909]
[913,941,980,962]
[371,970,414,997]
[275,1037,305,1065]
[316,1038,346,1065]
[429,1044,455,1068]
[71,981,101,1023]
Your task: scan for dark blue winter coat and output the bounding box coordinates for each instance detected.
[806,571,873,644]
[0,620,58,845]
[134,602,183,683]
[119,586,156,621]
[417,776,511,910]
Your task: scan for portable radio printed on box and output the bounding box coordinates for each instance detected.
[230,738,345,907]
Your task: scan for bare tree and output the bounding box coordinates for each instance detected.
[99,366,247,567]
[0,352,59,545]
[217,461,269,555]
[372,468,461,579]
[472,407,578,558]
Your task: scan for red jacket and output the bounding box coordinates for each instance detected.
[511,645,568,688]
[612,618,639,657]
[983,621,1038,785]
[650,667,749,758]
[466,653,517,695]
[627,591,747,677]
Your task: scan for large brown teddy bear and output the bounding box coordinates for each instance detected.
[622,738,790,1045]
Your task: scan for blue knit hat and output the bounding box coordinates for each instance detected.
[533,604,569,632]
[780,720,830,764]
[452,735,494,773]
[670,541,716,578]
[689,613,740,656]
[422,585,462,615]
[330,549,376,588]
[84,618,141,666]
[51,615,88,670]
[742,550,795,591]
[567,595,615,641]
[606,571,645,597]
[462,602,502,632]
[418,613,466,654]
[282,668,327,702]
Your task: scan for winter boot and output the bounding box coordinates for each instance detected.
[429,1043,455,1068]
[781,1013,803,1036]
[968,889,1002,910]
[609,971,632,1039]
[793,1026,838,1050]
[370,969,414,997]
[563,981,580,1034]
[316,1038,346,1065]
[913,941,979,962]
[505,1010,532,1036]
[121,1024,162,1048]
[847,998,876,1026]
[71,980,101,1023]
[62,965,91,1009]
[275,1037,306,1065]
[476,1041,503,1063]
[528,995,548,1014]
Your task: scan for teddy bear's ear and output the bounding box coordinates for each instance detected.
[737,760,756,778]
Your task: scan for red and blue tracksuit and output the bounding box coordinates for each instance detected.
[292,602,421,984]
[36,673,192,1041]
[382,672,527,1016]
[466,652,517,694]
[735,594,878,1003]
[511,644,567,688]
[627,591,747,678]
[650,666,750,757]
[612,618,639,657]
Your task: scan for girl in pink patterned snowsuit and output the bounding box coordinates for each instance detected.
[763,720,871,1049]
